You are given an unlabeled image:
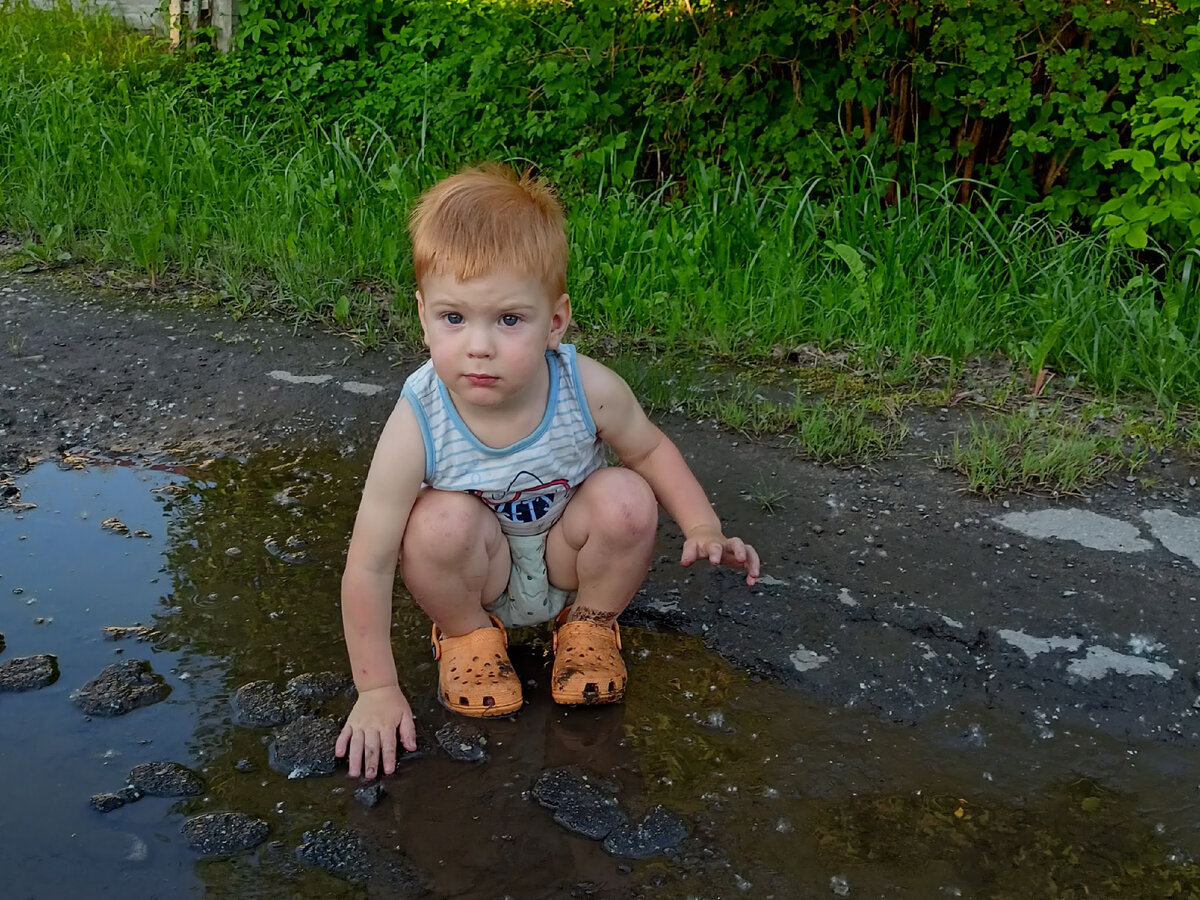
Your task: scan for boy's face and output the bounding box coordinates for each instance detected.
[416,268,570,411]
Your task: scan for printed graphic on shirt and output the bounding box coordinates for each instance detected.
[473,470,569,524]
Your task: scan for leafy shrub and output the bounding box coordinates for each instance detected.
[1098,0,1200,253]
[214,0,1193,234]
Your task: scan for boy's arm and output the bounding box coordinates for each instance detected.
[577,355,760,584]
[335,399,427,778]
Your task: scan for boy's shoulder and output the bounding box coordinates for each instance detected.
[569,349,622,385]
[399,356,438,399]
[570,350,644,427]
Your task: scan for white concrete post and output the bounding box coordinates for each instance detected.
[169,0,237,52]
[212,0,239,53]
[168,0,183,47]
[167,0,200,48]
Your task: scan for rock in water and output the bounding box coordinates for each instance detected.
[269,716,340,778]
[602,806,689,859]
[295,822,371,882]
[434,721,488,762]
[532,766,626,839]
[532,766,620,810]
[285,671,355,700]
[231,680,311,728]
[293,821,427,893]
[354,783,385,808]
[90,792,127,813]
[182,812,270,856]
[71,659,169,716]
[553,796,627,840]
[0,654,58,692]
[127,761,205,797]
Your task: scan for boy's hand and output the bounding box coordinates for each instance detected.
[681,529,761,586]
[335,685,418,780]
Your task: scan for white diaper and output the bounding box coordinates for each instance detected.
[484,531,573,628]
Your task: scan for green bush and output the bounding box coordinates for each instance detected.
[217,0,1192,232]
[1099,0,1200,253]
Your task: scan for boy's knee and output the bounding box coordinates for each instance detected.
[586,469,658,542]
[403,490,492,558]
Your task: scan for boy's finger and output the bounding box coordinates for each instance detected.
[737,544,759,585]
[400,715,418,753]
[334,723,351,758]
[347,731,364,778]
[680,540,701,566]
[380,730,398,775]
[708,542,723,564]
[364,736,380,779]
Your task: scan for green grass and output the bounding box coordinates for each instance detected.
[0,0,163,77]
[608,358,907,465]
[1,1,1199,423]
[701,386,907,465]
[5,326,24,356]
[745,477,789,514]
[939,406,1142,496]
[790,400,907,465]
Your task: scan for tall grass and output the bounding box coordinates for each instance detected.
[1,1,1197,408]
[571,167,1200,406]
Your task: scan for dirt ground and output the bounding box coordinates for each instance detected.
[3,268,1200,745]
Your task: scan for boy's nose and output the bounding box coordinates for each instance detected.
[466,326,493,357]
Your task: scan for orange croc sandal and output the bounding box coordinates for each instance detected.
[431,617,523,717]
[550,618,627,706]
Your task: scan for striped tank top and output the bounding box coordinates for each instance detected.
[400,343,606,536]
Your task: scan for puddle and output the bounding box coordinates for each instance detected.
[3,455,1200,898]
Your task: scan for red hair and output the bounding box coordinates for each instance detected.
[409,163,568,298]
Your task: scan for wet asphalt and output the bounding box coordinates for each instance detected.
[2,269,1199,746]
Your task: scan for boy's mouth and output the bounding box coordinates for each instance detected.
[465,374,499,386]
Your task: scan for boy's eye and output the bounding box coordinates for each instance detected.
[499,314,521,327]
[444,313,463,325]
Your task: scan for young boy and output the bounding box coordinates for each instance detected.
[334,163,760,780]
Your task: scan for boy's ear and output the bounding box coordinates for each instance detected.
[415,290,430,346]
[546,293,571,349]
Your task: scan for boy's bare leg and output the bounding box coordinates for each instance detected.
[545,468,659,622]
[400,489,510,636]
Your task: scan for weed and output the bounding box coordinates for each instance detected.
[1077,400,1118,427]
[940,407,1139,496]
[745,477,789,513]
[1185,421,1200,454]
[791,400,907,465]
[6,329,24,356]
[605,355,701,415]
[127,220,165,289]
[1119,405,1182,452]
[1019,314,1068,396]
[20,223,71,267]
[700,381,799,436]
[603,359,908,465]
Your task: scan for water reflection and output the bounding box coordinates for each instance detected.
[2,454,1199,898]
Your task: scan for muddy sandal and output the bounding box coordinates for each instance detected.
[431,616,523,717]
[550,617,627,706]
